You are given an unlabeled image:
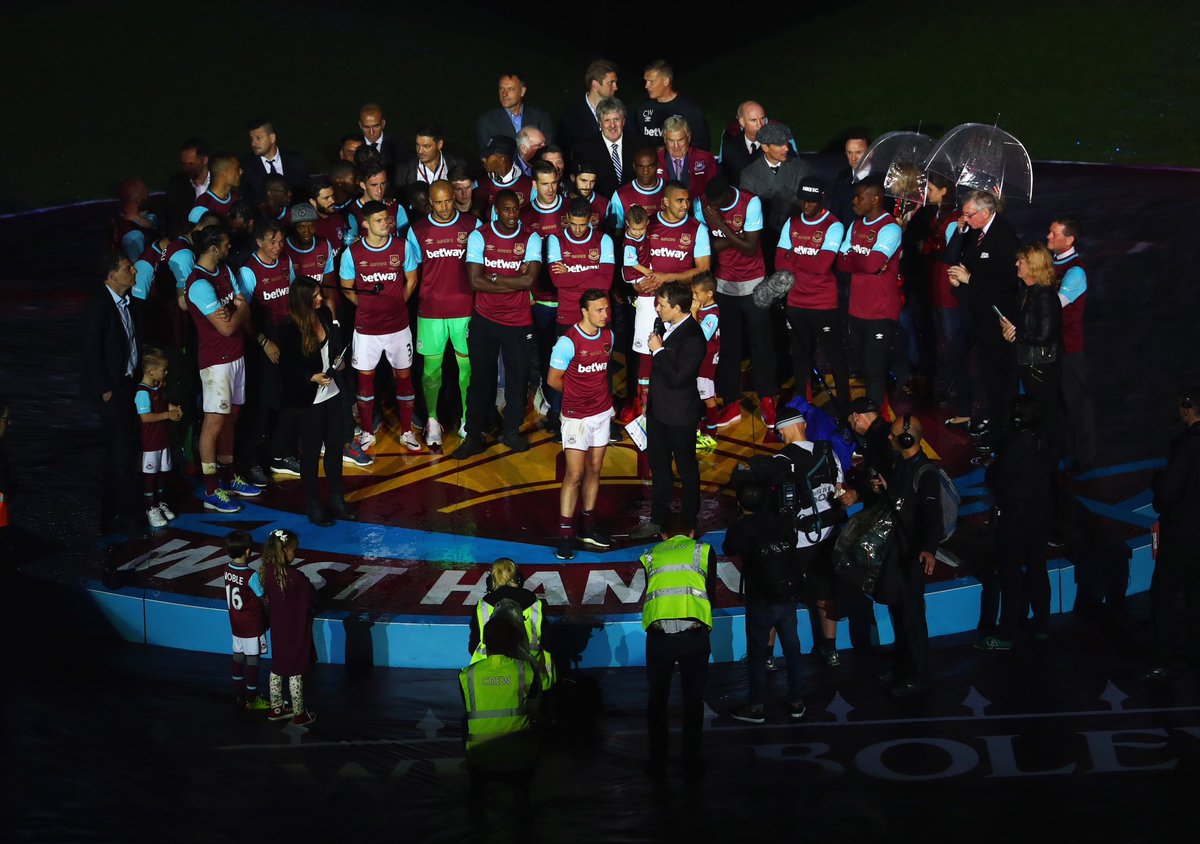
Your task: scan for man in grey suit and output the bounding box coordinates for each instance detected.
[738,122,807,271]
[475,70,554,153]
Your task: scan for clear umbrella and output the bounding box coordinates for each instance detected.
[853,130,937,206]
[924,123,1033,202]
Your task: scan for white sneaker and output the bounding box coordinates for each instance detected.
[147,507,168,529]
[400,430,422,451]
[425,418,444,447]
[458,422,467,439]
[358,430,376,449]
[157,502,176,521]
[534,385,550,416]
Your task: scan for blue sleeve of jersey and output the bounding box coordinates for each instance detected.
[546,235,563,264]
[287,257,296,282]
[394,204,410,232]
[121,230,145,263]
[466,230,485,264]
[691,197,703,221]
[169,250,194,289]
[600,234,615,264]
[473,216,484,230]
[623,242,640,266]
[338,249,356,280]
[1059,266,1087,304]
[187,278,221,315]
[838,222,855,254]
[525,232,543,262]
[248,570,266,598]
[609,194,625,228]
[238,266,257,298]
[700,312,719,341]
[404,240,419,272]
[132,260,154,300]
[776,226,793,250]
[944,223,957,246]
[345,214,360,242]
[548,333,576,370]
[323,248,335,275]
[823,221,845,253]
[405,228,422,266]
[693,224,711,259]
[744,196,763,232]
[187,206,206,225]
[134,389,152,415]
[872,223,902,259]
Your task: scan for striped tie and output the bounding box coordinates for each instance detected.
[611,142,622,182]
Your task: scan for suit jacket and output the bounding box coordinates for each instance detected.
[718,123,762,185]
[80,286,145,401]
[165,172,203,236]
[394,152,466,190]
[362,135,402,177]
[571,133,637,200]
[278,306,345,408]
[656,146,718,200]
[240,149,310,206]
[945,213,1020,314]
[475,105,554,153]
[647,316,704,426]
[739,156,808,233]
[827,166,856,230]
[557,95,602,160]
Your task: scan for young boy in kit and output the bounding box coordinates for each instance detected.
[618,204,656,423]
[135,348,183,528]
[691,272,721,448]
[223,530,270,711]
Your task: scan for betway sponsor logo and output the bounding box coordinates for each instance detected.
[850,243,873,256]
[650,247,688,260]
[426,247,466,260]
[361,271,399,283]
[485,258,523,271]
[260,286,290,301]
[562,263,602,273]
[576,360,607,374]
[792,245,821,256]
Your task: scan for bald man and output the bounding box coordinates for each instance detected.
[719,101,767,183]
[516,126,547,178]
[358,103,400,175]
[189,155,242,221]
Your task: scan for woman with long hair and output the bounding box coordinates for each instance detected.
[260,528,317,726]
[277,275,354,526]
[999,243,1064,449]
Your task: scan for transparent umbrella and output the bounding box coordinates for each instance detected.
[924,123,1033,202]
[853,130,937,207]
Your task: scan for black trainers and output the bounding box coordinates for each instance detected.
[270,456,301,477]
[609,421,624,443]
[579,526,613,548]
[243,465,270,487]
[732,703,766,724]
[501,431,530,453]
[555,536,575,560]
[451,435,487,460]
[786,700,807,720]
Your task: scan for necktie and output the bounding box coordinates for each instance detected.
[373,142,381,153]
[267,158,278,174]
[611,143,622,182]
[770,165,780,176]
[976,229,985,248]
[674,158,684,180]
[116,297,137,375]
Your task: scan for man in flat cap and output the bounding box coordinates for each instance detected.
[738,122,808,272]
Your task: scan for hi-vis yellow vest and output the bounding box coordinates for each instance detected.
[640,537,713,631]
[470,598,544,664]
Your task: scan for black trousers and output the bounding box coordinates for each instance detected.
[96,379,141,527]
[297,396,345,513]
[645,626,710,767]
[995,502,1052,640]
[886,561,929,683]
[1019,361,1063,456]
[848,317,896,407]
[970,309,1015,429]
[646,414,700,526]
[240,344,297,467]
[1060,352,1096,466]
[787,306,851,416]
[715,291,777,402]
[466,314,532,437]
[1151,541,1200,665]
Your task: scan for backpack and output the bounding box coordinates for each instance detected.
[913,462,960,543]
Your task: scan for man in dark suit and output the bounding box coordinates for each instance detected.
[358,103,401,176]
[557,59,619,160]
[571,97,636,201]
[475,71,554,153]
[717,101,766,184]
[240,118,310,206]
[947,189,1020,441]
[165,138,210,236]
[81,252,146,535]
[395,124,464,190]
[632,283,706,539]
[828,133,870,232]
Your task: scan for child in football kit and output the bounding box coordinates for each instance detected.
[259,528,318,727]
[135,349,183,528]
[618,204,655,424]
[223,530,270,711]
[691,273,721,448]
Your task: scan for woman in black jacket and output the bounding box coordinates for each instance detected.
[278,276,353,526]
[999,243,1063,450]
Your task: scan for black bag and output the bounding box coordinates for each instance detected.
[737,516,801,603]
[833,498,899,595]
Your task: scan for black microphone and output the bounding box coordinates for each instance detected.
[653,317,665,337]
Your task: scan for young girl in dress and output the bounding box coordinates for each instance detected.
[260,528,318,727]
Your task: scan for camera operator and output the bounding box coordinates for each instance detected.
[841,396,894,508]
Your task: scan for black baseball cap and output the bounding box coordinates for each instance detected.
[797,177,825,203]
[847,396,879,416]
[482,135,517,158]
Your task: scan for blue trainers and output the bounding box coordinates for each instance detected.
[222,475,262,498]
[342,440,374,467]
[203,489,242,513]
